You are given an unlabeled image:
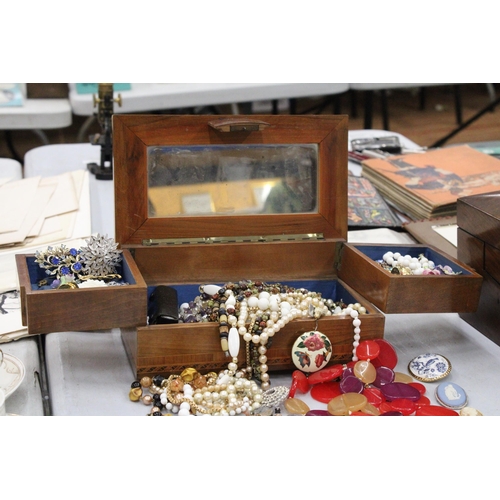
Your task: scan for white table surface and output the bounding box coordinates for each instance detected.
[68,83,350,116]
[1,337,45,416]
[22,133,498,416]
[43,311,499,416]
[0,99,72,129]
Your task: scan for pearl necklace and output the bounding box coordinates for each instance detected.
[180,281,367,389]
[379,251,460,276]
[167,367,263,416]
[131,362,264,416]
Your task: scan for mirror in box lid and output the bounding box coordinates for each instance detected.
[113,114,348,246]
[147,144,318,217]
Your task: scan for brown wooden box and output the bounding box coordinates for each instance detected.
[112,114,483,378]
[15,249,147,335]
[457,191,500,344]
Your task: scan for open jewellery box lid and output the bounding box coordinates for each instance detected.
[113,114,348,284]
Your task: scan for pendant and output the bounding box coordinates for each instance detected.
[291,331,332,373]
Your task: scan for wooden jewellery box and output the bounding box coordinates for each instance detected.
[112,114,483,378]
[457,190,500,345]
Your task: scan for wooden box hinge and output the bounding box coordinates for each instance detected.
[142,233,325,246]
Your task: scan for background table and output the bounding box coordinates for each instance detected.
[1,98,73,162]
[68,83,351,141]
[68,83,350,116]
[0,99,72,130]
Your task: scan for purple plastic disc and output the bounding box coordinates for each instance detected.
[340,375,364,394]
[373,366,395,388]
[380,382,421,402]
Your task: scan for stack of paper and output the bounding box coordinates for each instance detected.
[0,170,92,341]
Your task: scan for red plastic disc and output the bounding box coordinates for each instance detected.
[371,339,398,370]
[378,402,395,415]
[387,398,417,416]
[307,364,344,385]
[415,396,431,408]
[363,387,385,407]
[288,377,298,398]
[408,382,427,396]
[415,405,459,416]
[292,370,310,393]
[310,381,342,404]
[356,340,380,361]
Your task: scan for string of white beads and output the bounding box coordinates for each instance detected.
[382,251,435,276]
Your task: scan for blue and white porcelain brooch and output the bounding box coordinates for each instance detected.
[408,353,452,382]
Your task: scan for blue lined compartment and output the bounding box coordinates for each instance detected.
[147,279,362,310]
[27,256,137,290]
[352,244,472,275]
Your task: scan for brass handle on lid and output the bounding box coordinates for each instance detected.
[208,118,270,133]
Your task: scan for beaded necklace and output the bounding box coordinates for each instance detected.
[378,251,461,276]
[179,280,367,390]
[129,281,368,416]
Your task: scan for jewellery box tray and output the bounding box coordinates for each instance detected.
[15,249,147,335]
[338,243,482,313]
[112,114,483,377]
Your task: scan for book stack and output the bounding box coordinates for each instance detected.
[361,145,500,220]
